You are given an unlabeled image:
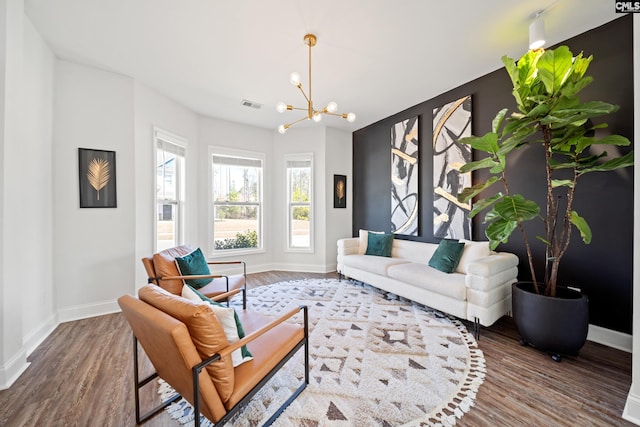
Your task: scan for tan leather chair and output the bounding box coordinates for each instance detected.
[142,245,247,309]
[118,284,309,426]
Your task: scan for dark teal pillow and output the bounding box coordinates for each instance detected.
[175,248,212,289]
[428,239,465,273]
[365,233,394,257]
[187,285,252,358]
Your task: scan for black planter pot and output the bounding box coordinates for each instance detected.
[512,282,589,360]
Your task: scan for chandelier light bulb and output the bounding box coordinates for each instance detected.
[346,112,356,123]
[313,112,322,122]
[276,102,287,113]
[289,72,301,86]
[327,101,338,113]
[278,124,287,134]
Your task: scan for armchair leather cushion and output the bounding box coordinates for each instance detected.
[184,284,253,360]
[175,247,213,289]
[182,285,253,367]
[152,245,193,295]
[138,284,235,402]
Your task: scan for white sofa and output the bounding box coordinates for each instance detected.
[337,231,519,336]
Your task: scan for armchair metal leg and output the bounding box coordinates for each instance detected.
[133,335,181,424]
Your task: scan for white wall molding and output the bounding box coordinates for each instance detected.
[24,314,58,356]
[0,350,29,391]
[587,324,632,353]
[57,300,120,324]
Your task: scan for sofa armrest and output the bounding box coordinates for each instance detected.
[466,252,519,277]
[337,238,359,256]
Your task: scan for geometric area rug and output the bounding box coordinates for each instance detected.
[160,278,486,426]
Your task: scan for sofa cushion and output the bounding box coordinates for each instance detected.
[152,245,193,295]
[175,247,213,289]
[365,233,393,257]
[456,240,491,274]
[387,262,467,300]
[358,229,384,255]
[138,284,235,403]
[428,239,465,273]
[342,254,410,276]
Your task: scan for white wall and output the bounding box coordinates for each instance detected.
[133,82,199,288]
[0,1,55,389]
[0,0,27,389]
[325,127,353,270]
[53,60,136,321]
[197,116,274,272]
[622,14,640,427]
[270,126,353,272]
[21,13,54,354]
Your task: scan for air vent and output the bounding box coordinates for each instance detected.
[241,99,262,109]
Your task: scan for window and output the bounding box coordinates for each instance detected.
[155,129,186,251]
[286,154,313,251]
[211,148,263,254]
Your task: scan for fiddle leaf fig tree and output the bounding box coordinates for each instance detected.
[457,46,633,297]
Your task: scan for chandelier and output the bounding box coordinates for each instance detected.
[276,34,356,134]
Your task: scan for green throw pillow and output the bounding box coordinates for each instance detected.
[175,248,212,289]
[428,239,465,273]
[187,285,252,359]
[365,233,393,257]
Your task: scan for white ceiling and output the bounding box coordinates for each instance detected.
[25,0,621,133]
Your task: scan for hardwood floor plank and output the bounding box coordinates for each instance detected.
[0,271,632,426]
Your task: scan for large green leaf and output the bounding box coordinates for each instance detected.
[485,218,518,250]
[492,108,508,134]
[462,132,499,153]
[456,177,500,203]
[493,194,540,222]
[537,46,573,95]
[469,193,503,218]
[459,157,501,174]
[579,151,634,174]
[551,179,574,188]
[571,211,592,244]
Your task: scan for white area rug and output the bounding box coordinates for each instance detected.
[160,278,485,426]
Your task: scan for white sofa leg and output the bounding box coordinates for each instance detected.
[474,317,481,341]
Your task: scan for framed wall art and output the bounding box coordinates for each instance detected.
[334,174,347,208]
[78,148,117,208]
[391,116,419,236]
[432,95,472,239]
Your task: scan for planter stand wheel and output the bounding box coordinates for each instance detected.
[551,354,562,363]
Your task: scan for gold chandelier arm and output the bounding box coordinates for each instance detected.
[288,106,309,112]
[284,114,311,128]
[296,84,310,104]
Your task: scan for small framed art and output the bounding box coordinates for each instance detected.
[334,174,347,208]
[78,148,117,208]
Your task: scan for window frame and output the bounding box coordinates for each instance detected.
[209,146,265,257]
[285,153,314,253]
[154,127,187,252]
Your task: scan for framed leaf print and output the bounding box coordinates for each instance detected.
[78,148,117,208]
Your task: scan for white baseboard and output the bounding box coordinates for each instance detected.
[623,386,640,425]
[24,314,58,356]
[587,324,632,353]
[57,300,121,323]
[0,349,30,390]
[268,262,334,274]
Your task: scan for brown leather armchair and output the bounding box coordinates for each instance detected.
[118,284,309,426]
[142,245,247,309]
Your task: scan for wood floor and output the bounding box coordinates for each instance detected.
[0,271,633,426]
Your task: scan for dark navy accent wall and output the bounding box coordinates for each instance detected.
[352,15,633,333]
